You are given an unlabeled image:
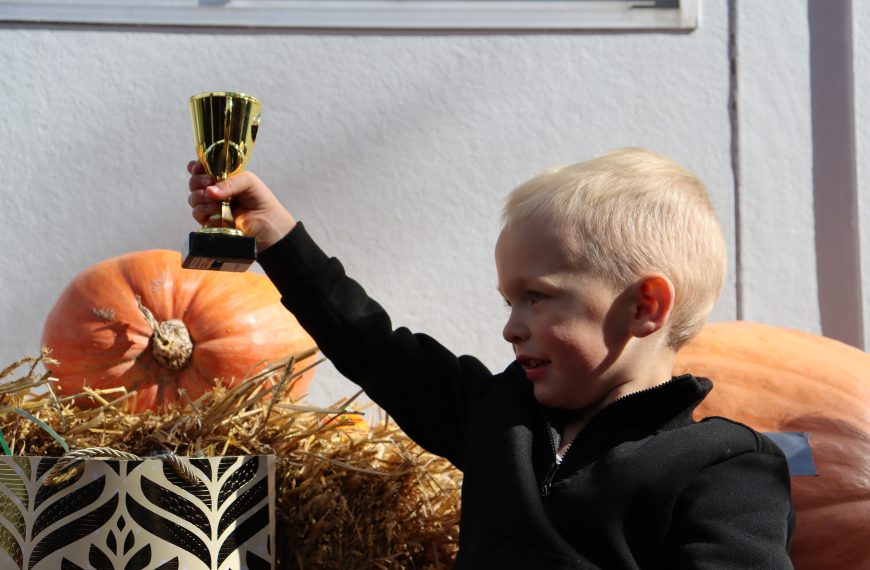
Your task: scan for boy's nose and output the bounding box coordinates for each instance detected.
[502,314,528,344]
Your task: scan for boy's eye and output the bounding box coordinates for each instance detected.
[528,291,545,304]
[499,290,545,307]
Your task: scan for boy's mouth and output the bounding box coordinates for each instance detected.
[517,356,550,370]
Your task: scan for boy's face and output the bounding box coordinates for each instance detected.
[495,217,633,410]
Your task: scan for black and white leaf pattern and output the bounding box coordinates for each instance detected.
[217,504,270,568]
[123,530,134,555]
[140,476,210,535]
[0,458,27,567]
[34,460,84,510]
[188,459,212,482]
[0,491,26,537]
[218,457,259,509]
[0,457,29,503]
[60,558,86,570]
[106,461,123,478]
[160,461,211,510]
[0,523,23,568]
[153,556,179,570]
[125,544,150,570]
[106,529,117,555]
[218,477,267,537]
[125,494,210,568]
[34,458,55,481]
[0,456,273,569]
[33,476,106,538]
[88,544,112,570]
[217,457,236,481]
[29,494,118,570]
[246,550,271,570]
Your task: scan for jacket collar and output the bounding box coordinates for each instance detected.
[527,370,713,435]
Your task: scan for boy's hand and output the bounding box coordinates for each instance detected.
[187,160,297,252]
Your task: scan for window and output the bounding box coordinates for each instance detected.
[0,0,697,31]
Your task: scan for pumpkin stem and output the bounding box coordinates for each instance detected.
[136,296,193,371]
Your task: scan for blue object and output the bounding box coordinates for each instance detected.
[763,432,817,476]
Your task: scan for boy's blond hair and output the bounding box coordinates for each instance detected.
[502,147,727,349]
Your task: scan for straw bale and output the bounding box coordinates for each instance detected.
[0,351,461,569]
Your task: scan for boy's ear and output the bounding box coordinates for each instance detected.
[628,274,675,338]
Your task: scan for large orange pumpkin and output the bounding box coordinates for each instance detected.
[41,249,317,412]
[674,321,870,570]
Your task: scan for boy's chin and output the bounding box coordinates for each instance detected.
[531,385,567,409]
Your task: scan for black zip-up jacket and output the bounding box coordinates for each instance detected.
[259,223,795,569]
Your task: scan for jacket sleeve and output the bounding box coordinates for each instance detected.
[257,223,497,470]
[664,436,795,569]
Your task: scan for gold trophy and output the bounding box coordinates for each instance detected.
[182,91,261,272]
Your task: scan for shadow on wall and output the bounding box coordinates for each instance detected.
[808,0,864,349]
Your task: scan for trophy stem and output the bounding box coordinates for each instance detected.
[220,199,235,227]
[205,199,236,228]
[202,199,243,237]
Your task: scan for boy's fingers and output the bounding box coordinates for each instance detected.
[188,174,214,192]
[187,160,206,175]
[188,189,212,208]
[208,172,254,200]
[206,184,226,200]
[191,203,218,225]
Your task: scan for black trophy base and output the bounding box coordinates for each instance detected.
[182,231,257,272]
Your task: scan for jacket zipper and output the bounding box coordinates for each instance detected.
[539,379,675,498]
[542,414,581,498]
[541,435,565,497]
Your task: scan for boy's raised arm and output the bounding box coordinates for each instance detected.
[258,222,495,468]
[187,165,494,468]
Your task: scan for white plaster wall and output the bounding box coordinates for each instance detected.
[0,0,790,407]
[735,1,819,332]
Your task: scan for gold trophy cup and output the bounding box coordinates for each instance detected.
[182,91,261,271]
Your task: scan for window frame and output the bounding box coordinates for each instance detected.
[0,1,698,31]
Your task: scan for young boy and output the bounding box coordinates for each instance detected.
[187,147,794,569]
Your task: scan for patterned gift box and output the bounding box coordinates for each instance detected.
[0,454,275,570]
